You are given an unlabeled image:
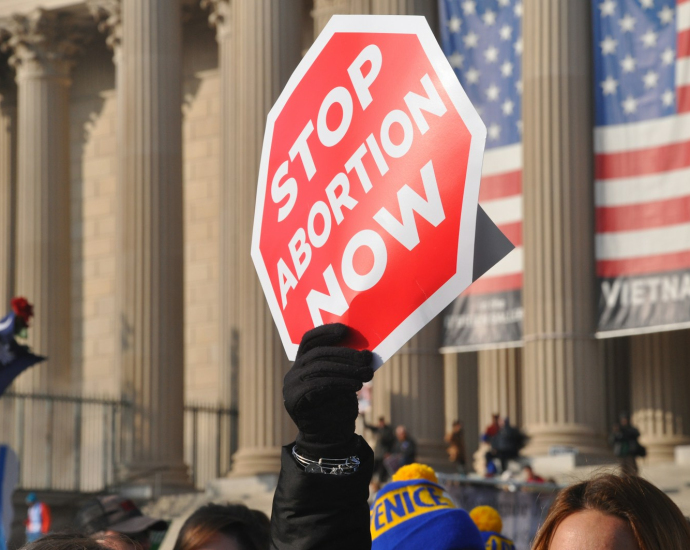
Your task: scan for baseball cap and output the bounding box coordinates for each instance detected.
[76,495,167,536]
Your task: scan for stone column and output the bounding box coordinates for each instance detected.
[0,10,83,393]
[0,85,16,310]
[521,0,608,456]
[478,348,522,429]
[115,0,189,486]
[443,352,479,469]
[230,0,303,476]
[600,337,631,433]
[312,0,371,37]
[630,331,690,463]
[372,317,446,466]
[202,2,237,451]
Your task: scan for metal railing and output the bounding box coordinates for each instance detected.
[0,392,237,492]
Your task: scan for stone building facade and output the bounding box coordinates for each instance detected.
[0,0,687,490]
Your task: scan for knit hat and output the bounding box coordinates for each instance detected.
[371,465,484,550]
[469,506,516,550]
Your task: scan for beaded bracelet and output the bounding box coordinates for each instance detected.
[291,445,361,475]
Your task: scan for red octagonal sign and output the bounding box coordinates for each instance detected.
[252,15,487,367]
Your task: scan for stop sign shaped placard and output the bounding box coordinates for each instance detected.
[252,15,486,367]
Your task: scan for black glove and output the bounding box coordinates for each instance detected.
[283,323,373,459]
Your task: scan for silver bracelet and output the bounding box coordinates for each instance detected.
[291,445,360,475]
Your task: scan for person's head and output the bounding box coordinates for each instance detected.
[523,465,534,477]
[531,473,690,550]
[75,495,166,550]
[173,503,269,550]
[619,412,630,427]
[378,416,386,427]
[26,492,37,505]
[395,425,407,441]
[491,413,499,424]
[21,533,109,550]
[452,420,462,431]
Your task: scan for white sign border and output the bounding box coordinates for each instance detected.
[251,15,487,367]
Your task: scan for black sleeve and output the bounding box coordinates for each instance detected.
[270,435,374,550]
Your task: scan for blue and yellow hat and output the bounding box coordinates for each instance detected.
[371,465,484,550]
[470,506,516,550]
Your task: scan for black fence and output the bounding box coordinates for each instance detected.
[0,392,237,492]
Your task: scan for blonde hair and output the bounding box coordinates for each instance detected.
[532,474,690,550]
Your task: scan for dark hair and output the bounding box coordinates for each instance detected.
[21,533,110,550]
[173,504,269,550]
[532,474,690,550]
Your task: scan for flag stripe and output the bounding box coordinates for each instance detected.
[596,194,690,232]
[680,29,690,57]
[595,138,690,179]
[678,58,690,86]
[481,196,522,225]
[479,170,522,201]
[596,222,690,260]
[595,112,690,153]
[482,145,522,176]
[595,166,690,207]
[464,272,523,295]
[679,2,690,33]
[597,250,690,277]
[679,84,690,113]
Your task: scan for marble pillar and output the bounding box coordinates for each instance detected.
[631,331,690,463]
[1,10,82,393]
[443,352,479,469]
[521,0,608,455]
[116,0,189,486]
[202,1,237,456]
[600,337,631,434]
[230,0,303,476]
[372,317,447,465]
[478,348,522,430]
[0,86,16,310]
[312,0,371,37]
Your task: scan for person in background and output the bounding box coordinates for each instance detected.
[609,412,644,476]
[531,473,690,549]
[75,495,167,550]
[523,465,544,483]
[488,418,526,474]
[384,426,417,476]
[482,414,500,444]
[24,493,50,543]
[173,503,269,550]
[445,420,467,473]
[363,416,396,484]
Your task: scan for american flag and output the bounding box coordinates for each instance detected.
[594,0,690,289]
[439,0,523,296]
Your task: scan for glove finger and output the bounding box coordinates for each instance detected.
[296,323,349,358]
[291,358,373,383]
[297,345,373,369]
[284,377,364,411]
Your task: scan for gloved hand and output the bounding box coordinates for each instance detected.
[284,323,373,459]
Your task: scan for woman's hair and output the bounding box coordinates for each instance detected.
[21,533,109,550]
[532,473,690,550]
[173,503,270,550]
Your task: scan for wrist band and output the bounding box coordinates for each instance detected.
[291,445,360,475]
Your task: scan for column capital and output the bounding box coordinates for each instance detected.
[87,0,122,53]
[0,9,89,81]
[201,0,232,40]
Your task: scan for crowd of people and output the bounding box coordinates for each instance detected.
[13,323,690,550]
